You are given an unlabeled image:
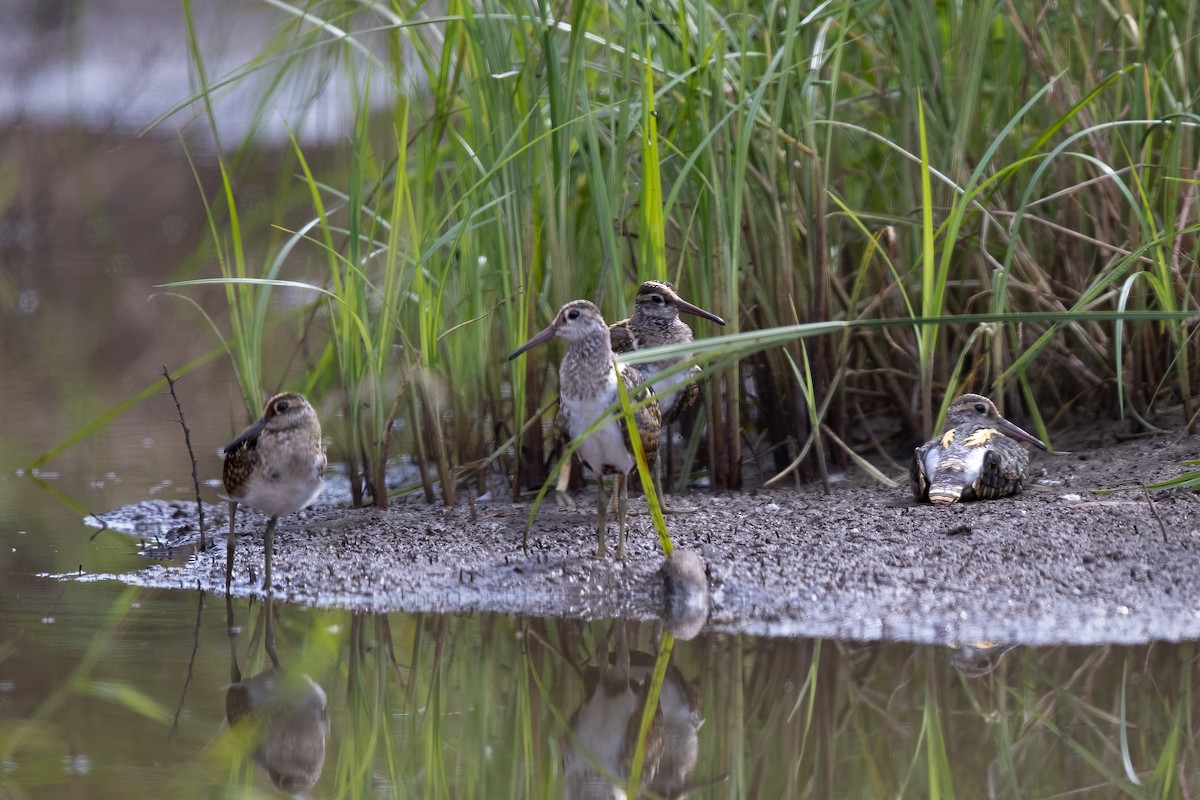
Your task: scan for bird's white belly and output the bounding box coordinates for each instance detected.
[565,389,634,476]
[957,446,987,484]
[926,443,986,485]
[566,686,637,772]
[922,447,942,476]
[238,470,324,517]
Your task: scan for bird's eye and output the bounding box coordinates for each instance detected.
[974,403,987,413]
[652,294,664,304]
[276,400,290,413]
[567,309,579,320]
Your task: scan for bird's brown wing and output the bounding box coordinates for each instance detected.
[617,365,661,468]
[971,438,1029,499]
[221,435,260,497]
[543,399,568,467]
[225,683,253,728]
[609,319,637,354]
[619,684,666,780]
[911,439,934,501]
[661,379,700,427]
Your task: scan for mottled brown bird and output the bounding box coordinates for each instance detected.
[222,392,326,591]
[912,393,1047,504]
[510,300,661,559]
[556,282,724,506]
[608,281,725,425]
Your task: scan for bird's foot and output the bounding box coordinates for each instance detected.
[554,489,577,510]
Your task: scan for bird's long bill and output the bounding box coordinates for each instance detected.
[995,416,1049,451]
[222,416,267,454]
[675,297,725,326]
[507,324,557,361]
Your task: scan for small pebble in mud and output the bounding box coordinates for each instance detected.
[1060,493,1083,502]
[764,502,781,514]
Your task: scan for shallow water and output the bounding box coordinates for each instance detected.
[2,569,1198,797]
[2,12,1199,795]
[1,138,1197,798]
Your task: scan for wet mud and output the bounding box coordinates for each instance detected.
[69,425,1200,646]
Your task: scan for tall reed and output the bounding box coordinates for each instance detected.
[161,0,1200,500]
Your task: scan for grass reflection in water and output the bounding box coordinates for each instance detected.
[1,585,1196,798]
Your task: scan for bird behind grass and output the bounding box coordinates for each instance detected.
[555,282,724,508]
[608,281,725,425]
[510,300,661,559]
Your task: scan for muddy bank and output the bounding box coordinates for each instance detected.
[68,425,1200,646]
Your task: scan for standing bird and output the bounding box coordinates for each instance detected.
[222,392,326,591]
[912,393,1047,504]
[510,300,661,559]
[555,281,724,505]
[608,281,725,425]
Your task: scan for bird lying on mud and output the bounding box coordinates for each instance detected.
[509,300,661,559]
[222,392,327,592]
[554,281,724,508]
[912,393,1048,504]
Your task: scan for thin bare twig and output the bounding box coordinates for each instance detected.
[1143,487,1169,545]
[163,366,206,551]
[170,585,205,741]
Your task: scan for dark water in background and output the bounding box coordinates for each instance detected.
[2,4,1199,798]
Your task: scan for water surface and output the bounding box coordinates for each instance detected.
[1,10,1197,794]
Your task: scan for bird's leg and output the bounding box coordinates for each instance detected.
[226,592,241,683]
[554,456,575,509]
[225,503,239,662]
[657,423,697,514]
[613,618,630,684]
[661,421,672,489]
[225,501,237,600]
[594,474,609,559]
[653,449,666,501]
[263,593,280,668]
[616,473,629,561]
[261,515,279,593]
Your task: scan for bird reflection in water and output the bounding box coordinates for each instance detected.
[946,640,1019,678]
[224,593,329,793]
[660,549,709,642]
[562,620,708,800]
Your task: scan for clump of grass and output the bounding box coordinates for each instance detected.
[141,0,1200,502]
